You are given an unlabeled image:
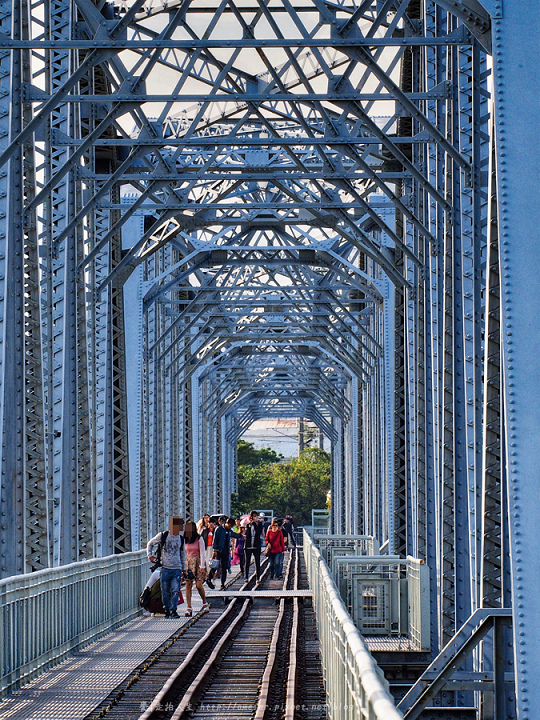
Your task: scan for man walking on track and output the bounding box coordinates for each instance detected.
[282,514,297,548]
[244,510,264,580]
[211,515,240,589]
[147,516,186,618]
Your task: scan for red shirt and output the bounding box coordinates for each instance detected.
[265,528,285,553]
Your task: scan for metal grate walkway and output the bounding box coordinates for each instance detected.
[0,611,197,720]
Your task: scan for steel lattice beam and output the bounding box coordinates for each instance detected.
[0,0,531,714]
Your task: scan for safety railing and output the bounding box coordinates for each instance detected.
[312,508,330,531]
[406,557,430,651]
[304,530,403,720]
[314,534,380,567]
[0,550,147,696]
[310,534,430,651]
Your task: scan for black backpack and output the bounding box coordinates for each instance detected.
[150,531,169,571]
[150,530,184,571]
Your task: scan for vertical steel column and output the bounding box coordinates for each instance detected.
[211,380,222,514]
[440,27,471,645]
[143,253,157,539]
[349,377,359,535]
[423,1,448,650]
[457,38,489,616]
[376,298,386,545]
[123,218,144,548]
[488,1,540,713]
[191,371,201,519]
[89,203,112,555]
[152,274,165,526]
[356,371,365,535]
[0,0,26,577]
[163,367,173,517]
[220,414,228,515]
[109,195,131,552]
[481,129,503,610]
[42,0,79,567]
[383,278,396,554]
[393,242,408,556]
[21,0,49,572]
[362,380,373,537]
[170,369,182,517]
[404,206,419,558]
[184,373,194,519]
[74,180,92,561]
[332,417,343,533]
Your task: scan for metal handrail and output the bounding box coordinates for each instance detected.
[0,550,148,696]
[303,531,403,720]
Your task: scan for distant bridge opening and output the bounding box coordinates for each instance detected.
[0,0,538,715]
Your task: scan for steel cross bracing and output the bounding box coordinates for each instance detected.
[0,0,536,714]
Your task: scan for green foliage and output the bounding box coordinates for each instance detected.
[236,439,283,467]
[232,443,331,525]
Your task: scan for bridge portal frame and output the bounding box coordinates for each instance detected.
[0,0,537,715]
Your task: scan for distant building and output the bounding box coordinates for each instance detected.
[242,418,325,458]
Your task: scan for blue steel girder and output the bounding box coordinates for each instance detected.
[0,0,527,714]
[94,3,494,636]
[488,2,540,716]
[205,380,348,426]
[0,0,28,577]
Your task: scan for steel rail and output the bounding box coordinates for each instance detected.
[252,600,288,720]
[137,600,243,720]
[252,548,302,720]
[169,598,252,720]
[135,564,265,720]
[164,553,284,720]
[284,598,300,720]
[284,550,301,720]
[167,550,301,720]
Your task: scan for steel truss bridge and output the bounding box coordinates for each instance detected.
[0,0,538,715]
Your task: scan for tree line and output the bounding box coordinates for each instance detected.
[231,440,331,525]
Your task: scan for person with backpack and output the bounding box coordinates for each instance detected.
[232,526,246,574]
[147,516,187,619]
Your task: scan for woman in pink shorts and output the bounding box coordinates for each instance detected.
[183,520,210,616]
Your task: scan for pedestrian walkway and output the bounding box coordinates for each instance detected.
[0,613,191,720]
[0,565,246,720]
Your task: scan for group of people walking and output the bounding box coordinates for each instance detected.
[145,511,297,618]
[146,516,210,619]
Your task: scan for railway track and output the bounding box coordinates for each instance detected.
[84,549,326,720]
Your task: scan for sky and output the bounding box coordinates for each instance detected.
[242,418,326,457]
